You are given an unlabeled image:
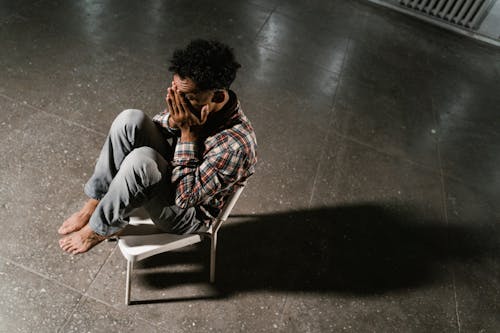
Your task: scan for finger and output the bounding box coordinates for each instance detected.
[173,89,186,117]
[168,88,177,115]
[167,97,174,116]
[165,91,171,106]
[179,94,191,114]
[168,87,174,98]
[172,88,179,108]
[170,100,179,120]
[167,87,173,102]
[166,92,173,113]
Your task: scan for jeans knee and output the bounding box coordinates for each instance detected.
[121,147,165,185]
[122,147,155,169]
[111,109,145,135]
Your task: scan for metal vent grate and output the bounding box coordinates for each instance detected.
[399,0,495,29]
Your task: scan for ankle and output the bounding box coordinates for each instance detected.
[81,199,99,217]
[83,224,106,240]
[78,210,93,219]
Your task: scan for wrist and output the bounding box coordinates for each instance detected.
[167,114,178,129]
[180,128,198,142]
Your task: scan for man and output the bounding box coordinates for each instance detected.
[58,39,257,255]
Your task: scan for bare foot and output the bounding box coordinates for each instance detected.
[58,212,91,235]
[58,199,99,235]
[59,224,107,255]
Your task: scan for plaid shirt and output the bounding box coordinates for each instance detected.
[152,92,257,222]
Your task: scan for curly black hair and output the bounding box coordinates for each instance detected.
[169,39,241,91]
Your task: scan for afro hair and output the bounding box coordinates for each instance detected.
[169,39,241,91]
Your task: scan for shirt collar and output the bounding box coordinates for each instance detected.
[202,90,240,136]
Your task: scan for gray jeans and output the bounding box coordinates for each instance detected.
[84,109,203,236]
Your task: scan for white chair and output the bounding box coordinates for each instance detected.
[117,185,245,305]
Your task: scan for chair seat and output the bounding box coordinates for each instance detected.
[118,217,205,262]
[118,185,245,304]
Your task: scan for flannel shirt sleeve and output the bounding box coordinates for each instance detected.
[152,110,180,136]
[171,140,242,208]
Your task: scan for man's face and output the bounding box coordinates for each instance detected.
[172,74,213,112]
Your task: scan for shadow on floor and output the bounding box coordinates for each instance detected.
[135,202,496,301]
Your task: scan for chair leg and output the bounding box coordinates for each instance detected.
[125,260,133,305]
[210,233,217,283]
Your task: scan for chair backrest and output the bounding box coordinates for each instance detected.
[211,185,245,234]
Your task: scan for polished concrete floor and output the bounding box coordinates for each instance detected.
[1,0,499,332]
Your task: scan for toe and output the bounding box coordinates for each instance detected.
[61,243,71,252]
[60,236,70,245]
[58,219,71,233]
[60,237,74,252]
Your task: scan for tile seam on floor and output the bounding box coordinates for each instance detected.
[300,33,352,329]
[82,244,118,296]
[331,126,500,213]
[244,72,462,186]
[251,96,443,179]
[432,93,462,333]
[45,4,278,74]
[451,269,462,333]
[0,0,46,25]
[252,0,349,75]
[276,295,289,330]
[329,128,458,180]
[253,7,350,76]
[278,35,351,330]
[252,4,277,42]
[57,246,120,333]
[255,42,346,76]
[133,316,163,331]
[0,253,117,309]
[2,9,166,82]
[0,253,84,297]
[0,13,16,25]
[64,0,276,70]
[271,3,358,35]
[252,5,324,324]
[307,38,353,208]
[0,92,107,137]
[81,246,134,310]
[57,292,87,333]
[56,294,125,332]
[30,102,107,137]
[440,173,500,216]
[5,86,491,214]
